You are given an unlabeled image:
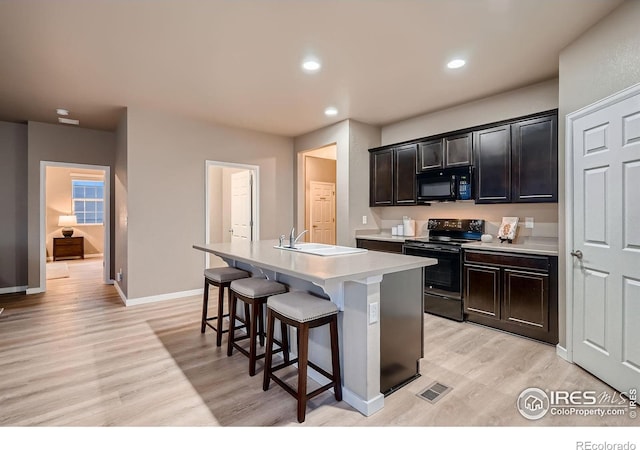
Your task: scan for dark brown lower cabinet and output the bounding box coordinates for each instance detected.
[355,238,404,254]
[463,250,558,345]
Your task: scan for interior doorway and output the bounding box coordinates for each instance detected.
[565,82,640,395]
[302,145,337,245]
[40,161,111,290]
[205,160,259,268]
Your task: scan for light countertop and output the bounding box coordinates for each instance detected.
[355,232,426,243]
[462,240,558,256]
[193,240,435,285]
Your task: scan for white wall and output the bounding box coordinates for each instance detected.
[115,110,129,296]
[381,79,559,145]
[558,0,640,348]
[27,121,116,290]
[294,119,382,246]
[294,121,352,245]
[0,121,28,291]
[125,108,293,300]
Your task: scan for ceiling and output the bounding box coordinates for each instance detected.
[0,0,624,137]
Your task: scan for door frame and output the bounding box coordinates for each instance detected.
[564,81,640,363]
[204,160,259,268]
[39,161,111,289]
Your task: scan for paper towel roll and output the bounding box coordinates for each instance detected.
[403,219,416,236]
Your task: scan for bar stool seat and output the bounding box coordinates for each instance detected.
[201,267,250,346]
[263,291,342,423]
[227,277,288,376]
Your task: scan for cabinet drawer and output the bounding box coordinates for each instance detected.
[464,250,549,271]
[53,237,84,260]
[356,239,403,254]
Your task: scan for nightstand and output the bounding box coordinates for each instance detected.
[53,236,84,261]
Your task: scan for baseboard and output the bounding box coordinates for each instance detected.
[0,285,28,295]
[124,288,203,307]
[556,344,570,362]
[113,281,127,306]
[26,287,45,295]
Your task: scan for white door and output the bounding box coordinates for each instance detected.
[230,170,252,242]
[568,83,640,395]
[309,181,335,245]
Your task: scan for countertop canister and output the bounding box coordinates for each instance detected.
[403,218,416,236]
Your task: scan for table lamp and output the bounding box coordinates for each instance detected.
[58,215,77,237]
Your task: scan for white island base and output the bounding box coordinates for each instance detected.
[193,241,433,416]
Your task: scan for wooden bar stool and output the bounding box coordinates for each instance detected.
[262,291,342,423]
[201,267,250,346]
[227,277,288,376]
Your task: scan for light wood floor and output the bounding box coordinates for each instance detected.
[0,259,635,428]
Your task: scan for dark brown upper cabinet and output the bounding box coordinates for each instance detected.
[473,125,512,203]
[511,114,558,203]
[474,112,558,204]
[394,144,417,205]
[418,133,472,172]
[417,139,443,171]
[369,144,417,206]
[369,148,394,206]
[444,133,472,167]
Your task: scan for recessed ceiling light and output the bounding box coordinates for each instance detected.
[302,58,321,72]
[58,117,79,125]
[447,59,466,69]
[56,108,69,116]
[324,107,338,116]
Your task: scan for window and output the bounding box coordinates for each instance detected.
[72,180,104,225]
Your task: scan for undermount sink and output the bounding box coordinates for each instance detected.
[274,242,368,256]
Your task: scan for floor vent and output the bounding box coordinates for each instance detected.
[417,381,452,404]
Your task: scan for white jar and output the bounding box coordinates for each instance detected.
[397,225,404,236]
[391,226,398,236]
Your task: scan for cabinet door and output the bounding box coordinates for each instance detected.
[417,139,443,171]
[370,149,394,206]
[394,144,417,205]
[502,269,549,331]
[464,264,501,318]
[473,125,511,203]
[444,133,472,167]
[511,114,558,202]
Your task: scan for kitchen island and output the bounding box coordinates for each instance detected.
[193,240,435,416]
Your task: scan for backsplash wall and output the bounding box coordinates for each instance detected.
[370,202,558,242]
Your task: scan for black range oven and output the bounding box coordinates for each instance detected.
[403,219,484,322]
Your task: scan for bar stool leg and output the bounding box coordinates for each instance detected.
[258,303,265,347]
[249,300,260,376]
[297,323,309,423]
[280,321,289,363]
[215,282,225,346]
[330,317,342,401]
[227,292,238,357]
[201,279,209,334]
[244,303,251,335]
[262,309,275,391]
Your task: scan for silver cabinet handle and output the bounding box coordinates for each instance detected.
[570,250,583,259]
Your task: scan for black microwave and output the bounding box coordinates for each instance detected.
[416,166,472,203]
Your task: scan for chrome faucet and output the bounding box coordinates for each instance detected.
[289,227,308,248]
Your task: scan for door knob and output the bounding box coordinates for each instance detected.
[228,229,233,233]
[570,250,583,259]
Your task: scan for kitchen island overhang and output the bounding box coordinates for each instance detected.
[193,240,435,417]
